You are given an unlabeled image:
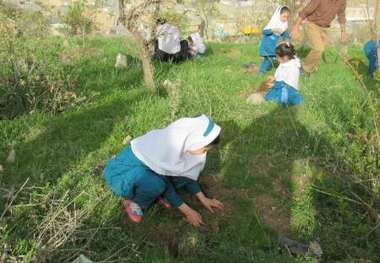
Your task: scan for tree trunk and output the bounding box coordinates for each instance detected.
[137,37,155,91]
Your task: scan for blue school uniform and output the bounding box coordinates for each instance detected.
[364,40,379,77]
[259,30,290,73]
[104,146,201,209]
[265,81,303,106]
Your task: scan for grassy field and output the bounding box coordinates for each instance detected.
[1,36,379,262]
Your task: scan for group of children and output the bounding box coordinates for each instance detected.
[153,18,206,63]
[256,5,303,106]
[103,6,377,227]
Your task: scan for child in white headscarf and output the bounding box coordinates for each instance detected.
[154,19,192,62]
[259,6,291,73]
[104,115,224,227]
[188,32,207,56]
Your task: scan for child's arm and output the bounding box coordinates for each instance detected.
[178,203,204,227]
[281,31,291,40]
[195,192,224,213]
[175,177,224,212]
[164,178,204,227]
[263,29,273,36]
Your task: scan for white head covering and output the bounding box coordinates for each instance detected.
[131,115,221,180]
[275,56,301,90]
[264,6,289,35]
[190,32,206,54]
[157,23,181,54]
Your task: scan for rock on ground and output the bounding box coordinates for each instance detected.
[247,93,264,105]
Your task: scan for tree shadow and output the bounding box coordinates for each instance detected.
[219,106,380,261]
[1,91,147,188]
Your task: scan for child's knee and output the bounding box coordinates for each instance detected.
[137,174,167,197]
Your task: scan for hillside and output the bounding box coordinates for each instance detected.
[1,34,379,262]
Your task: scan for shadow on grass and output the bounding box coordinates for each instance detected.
[219,106,380,261]
[2,91,147,188]
[72,53,144,94]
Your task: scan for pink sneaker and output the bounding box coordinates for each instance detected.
[157,197,172,209]
[121,199,143,223]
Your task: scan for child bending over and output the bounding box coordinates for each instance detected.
[104,115,224,227]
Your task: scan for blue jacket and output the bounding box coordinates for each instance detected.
[259,29,290,57]
[364,40,379,77]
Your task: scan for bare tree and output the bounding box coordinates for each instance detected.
[193,0,219,39]
[118,0,161,91]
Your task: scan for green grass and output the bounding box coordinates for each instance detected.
[1,36,379,262]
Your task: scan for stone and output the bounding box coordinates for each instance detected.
[247,93,264,105]
[122,135,132,145]
[115,53,127,69]
[72,255,93,263]
[6,149,16,163]
[309,241,323,259]
[279,236,309,256]
[3,0,42,12]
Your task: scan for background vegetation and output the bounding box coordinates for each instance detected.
[0,4,380,263]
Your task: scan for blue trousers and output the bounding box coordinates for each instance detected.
[259,56,276,73]
[132,172,201,209]
[364,40,379,77]
[104,147,201,209]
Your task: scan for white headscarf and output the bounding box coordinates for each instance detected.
[157,23,181,54]
[190,32,206,54]
[275,56,301,90]
[264,6,289,35]
[131,115,221,180]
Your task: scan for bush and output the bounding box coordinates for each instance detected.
[62,0,94,36]
[0,7,79,119]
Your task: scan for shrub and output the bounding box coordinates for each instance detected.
[62,0,94,36]
[0,7,79,119]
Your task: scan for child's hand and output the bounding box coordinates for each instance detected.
[291,27,301,40]
[185,208,204,227]
[266,76,275,85]
[178,203,204,227]
[340,30,349,43]
[201,198,225,213]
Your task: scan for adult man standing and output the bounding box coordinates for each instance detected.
[291,0,348,73]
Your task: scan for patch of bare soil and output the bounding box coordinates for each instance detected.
[148,222,182,256]
[142,173,291,256]
[254,194,291,234]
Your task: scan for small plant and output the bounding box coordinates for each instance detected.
[62,0,94,46]
[0,7,79,119]
[163,79,180,120]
